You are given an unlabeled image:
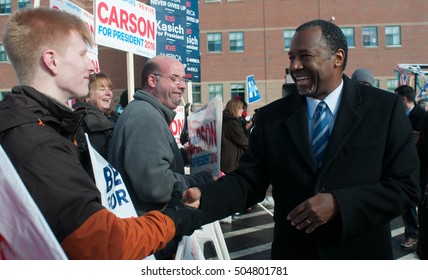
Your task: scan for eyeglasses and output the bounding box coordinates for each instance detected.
[153,73,190,85]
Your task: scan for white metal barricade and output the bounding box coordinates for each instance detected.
[194,221,230,260]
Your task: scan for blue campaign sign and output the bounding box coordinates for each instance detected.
[185,0,200,82]
[150,0,200,82]
[151,0,187,63]
[247,75,261,104]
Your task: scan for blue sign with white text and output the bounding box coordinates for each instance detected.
[151,0,200,82]
[247,75,261,104]
[185,0,200,82]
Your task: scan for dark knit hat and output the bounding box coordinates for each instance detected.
[351,68,375,86]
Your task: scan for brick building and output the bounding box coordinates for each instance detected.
[1,0,428,113]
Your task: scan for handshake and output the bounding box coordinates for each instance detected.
[161,181,204,238]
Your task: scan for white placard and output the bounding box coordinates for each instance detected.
[0,146,67,260]
[187,95,223,176]
[94,0,157,58]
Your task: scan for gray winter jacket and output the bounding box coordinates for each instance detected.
[108,90,212,214]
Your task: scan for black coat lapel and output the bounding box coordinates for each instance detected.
[319,75,363,174]
[282,93,318,173]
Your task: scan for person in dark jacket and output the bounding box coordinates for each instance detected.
[235,98,254,138]
[0,7,203,260]
[184,19,419,260]
[221,98,249,174]
[417,114,428,259]
[394,85,426,248]
[73,73,118,176]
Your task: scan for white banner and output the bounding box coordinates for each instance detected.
[86,135,158,259]
[94,0,157,58]
[86,134,204,260]
[187,95,223,176]
[170,105,185,147]
[85,134,137,218]
[0,146,67,260]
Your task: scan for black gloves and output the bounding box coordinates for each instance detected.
[162,181,204,238]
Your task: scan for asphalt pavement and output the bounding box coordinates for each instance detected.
[201,203,418,260]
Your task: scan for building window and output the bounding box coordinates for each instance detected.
[362,26,378,47]
[0,91,10,101]
[0,44,9,62]
[387,79,398,92]
[341,27,355,48]
[385,26,401,46]
[373,79,379,88]
[207,33,222,53]
[229,32,244,52]
[0,0,11,14]
[18,0,31,9]
[192,84,201,104]
[283,29,295,49]
[231,83,245,100]
[208,84,223,101]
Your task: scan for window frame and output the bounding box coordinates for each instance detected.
[341,27,355,48]
[230,83,245,100]
[0,44,9,62]
[207,32,222,53]
[373,79,380,88]
[362,26,378,48]
[192,84,202,104]
[385,25,401,47]
[0,0,11,14]
[208,84,223,101]
[386,79,398,92]
[18,0,31,9]
[229,32,244,52]
[283,29,295,50]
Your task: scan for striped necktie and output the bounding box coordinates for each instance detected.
[312,101,330,167]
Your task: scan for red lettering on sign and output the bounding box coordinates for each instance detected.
[98,2,109,24]
[129,13,137,33]
[91,59,100,73]
[85,22,95,37]
[196,120,217,149]
[165,15,175,22]
[166,45,176,51]
[119,8,129,30]
[170,119,184,136]
[97,2,156,40]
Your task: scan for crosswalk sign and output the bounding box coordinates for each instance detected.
[246,75,261,104]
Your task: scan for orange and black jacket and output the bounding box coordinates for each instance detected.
[0,86,175,259]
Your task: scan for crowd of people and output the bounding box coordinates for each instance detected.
[0,7,427,260]
[0,7,203,260]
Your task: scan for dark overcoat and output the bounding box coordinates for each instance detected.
[198,75,420,259]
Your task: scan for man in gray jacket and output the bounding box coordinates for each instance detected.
[109,56,213,258]
[109,55,213,214]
